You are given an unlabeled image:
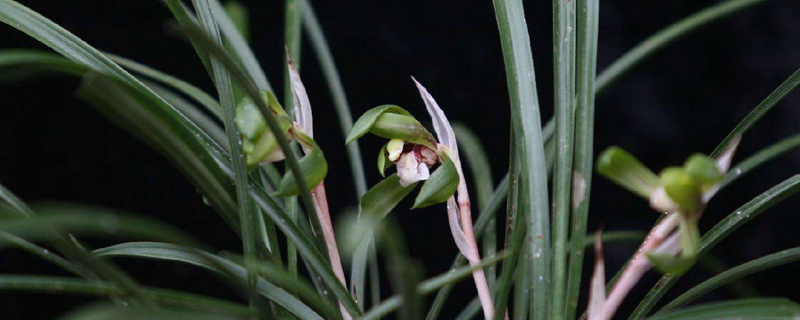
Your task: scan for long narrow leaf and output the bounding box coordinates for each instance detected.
[550,0,577,315]
[565,0,600,318]
[659,246,800,313]
[0,275,252,317]
[94,242,333,320]
[491,0,552,317]
[644,298,800,320]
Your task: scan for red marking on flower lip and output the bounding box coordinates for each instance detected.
[413,144,438,166]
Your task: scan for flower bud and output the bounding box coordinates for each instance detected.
[659,167,702,212]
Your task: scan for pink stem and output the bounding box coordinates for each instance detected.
[600,214,679,320]
[311,182,352,320]
[458,194,496,319]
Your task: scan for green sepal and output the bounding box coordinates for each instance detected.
[359,174,418,221]
[412,156,459,209]
[660,167,702,212]
[596,146,659,198]
[646,251,696,276]
[684,153,722,188]
[235,97,267,140]
[273,132,328,196]
[377,143,394,177]
[347,105,436,149]
[370,112,437,150]
[346,105,411,144]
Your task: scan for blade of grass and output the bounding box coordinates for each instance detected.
[175,23,361,317]
[628,175,800,319]
[301,0,367,198]
[595,0,772,93]
[645,298,800,320]
[0,275,253,317]
[492,0,552,317]
[711,68,800,157]
[144,80,228,150]
[453,124,496,287]
[94,242,334,320]
[550,0,577,316]
[190,0,260,314]
[565,0,600,318]
[0,232,86,277]
[694,254,759,298]
[0,203,204,248]
[107,53,223,120]
[494,179,527,320]
[720,132,800,188]
[284,0,304,300]
[206,0,272,92]
[359,252,509,320]
[658,246,800,313]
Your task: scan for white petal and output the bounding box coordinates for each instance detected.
[411,77,459,159]
[287,50,313,137]
[397,152,426,187]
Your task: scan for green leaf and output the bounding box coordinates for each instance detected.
[659,167,701,212]
[644,298,800,320]
[412,157,460,209]
[346,105,412,143]
[94,242,333,320]
[223,0,249,42]
[368,113,437,150]
[106,53,223,120]
[359,174,418,222]
[59,303,242,320]
[660,246,800,313]
[491,0,552,317]
[0,203,204,247]
[0,275,252,317]
[550,0,577,315]
[274,133,328,196]
[597,146,659,198]
[360,251,509,320]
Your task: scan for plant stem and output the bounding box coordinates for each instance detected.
[457,193,495,319]
[310,182,352,320]
[600,213,679,320]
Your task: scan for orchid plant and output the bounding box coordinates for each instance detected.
[1,0,800,319]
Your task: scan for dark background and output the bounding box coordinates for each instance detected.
[2,0,800,318]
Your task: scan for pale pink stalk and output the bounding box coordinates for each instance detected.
[286,55,352,320]
[413,78,496,319]
[310,183,352,320]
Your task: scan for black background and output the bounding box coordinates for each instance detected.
[2,0,800,318]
